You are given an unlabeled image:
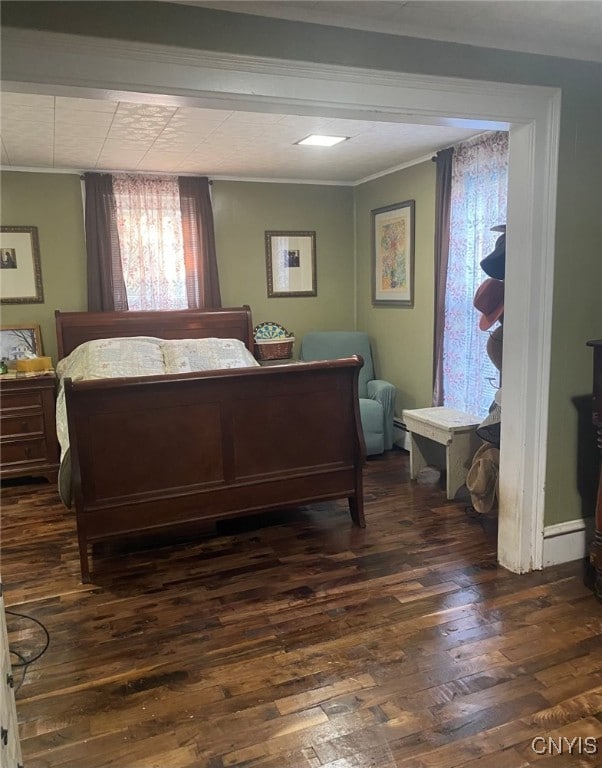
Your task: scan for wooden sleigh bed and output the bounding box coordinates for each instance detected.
[55,306,366,582]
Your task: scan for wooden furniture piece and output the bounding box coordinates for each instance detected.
[0,374,59,483]
[587,339,602,599]
[402,406,481,500]
[55,307,366,583]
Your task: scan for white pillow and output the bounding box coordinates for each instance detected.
[161,337,259,373]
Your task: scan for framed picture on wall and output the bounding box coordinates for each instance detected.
[0,226,44,304]
[0,324,43,367]
[371,200,415,307]
[265,231,317,297]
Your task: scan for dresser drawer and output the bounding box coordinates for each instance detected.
[0,374,59,481]
[1,389,43,412]
[1,438,47,464]
[1,413,45,437]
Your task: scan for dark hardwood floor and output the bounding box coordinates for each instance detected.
[2,450,601,767]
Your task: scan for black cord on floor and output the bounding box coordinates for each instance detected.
[6,609,50,693]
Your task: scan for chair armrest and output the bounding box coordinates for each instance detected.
[367,379,396,449]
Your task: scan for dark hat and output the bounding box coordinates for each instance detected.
[481,233,506,279]
[473,278,504,331]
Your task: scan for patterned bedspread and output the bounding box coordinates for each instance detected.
[56,336,259,505]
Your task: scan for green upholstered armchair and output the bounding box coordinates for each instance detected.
[299,331,396,456]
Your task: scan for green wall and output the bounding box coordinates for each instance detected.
[213,181,355,352]
[0,172,86,363]
[353,162,437,415]
[0,173,355,362]
[2,1,601,526]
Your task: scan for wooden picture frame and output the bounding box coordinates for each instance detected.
[0,324,43,367]
[0,226,44,304]
[265,230,317,297]
[371,200,415,307]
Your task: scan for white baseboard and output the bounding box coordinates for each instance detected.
[393,418,411,452]
[542,518,595,566]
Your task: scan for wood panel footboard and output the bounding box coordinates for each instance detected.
[65,359,366,582]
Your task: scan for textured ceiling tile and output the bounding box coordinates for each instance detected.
[106,128,160,144]
[204,122,278,141]
[7,151,54,166]
[54,138,105,152]
[173,107,232,122]
[1,93,54,109]
[101,139,154,152]
[53,151,97,167]
[140,154,192,171]
[1,123,54,143]
[153,130,202,142]
[0,89,485,180]
[225,110,285,125]
[55,96,118,113]
[2,105,54,123]
[54,124,112,141]
[116,103,178,118]
[319,118,386,134]
[55,111,115,129]
[276,114,340,132]
[110,120,170,135]
[95,152,147,170]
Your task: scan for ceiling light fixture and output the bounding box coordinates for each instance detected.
[296,134,349,147]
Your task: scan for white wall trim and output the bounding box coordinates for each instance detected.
[1,27,562,574]
[0,165,355,186]
[543,518,595,567]
[355,152,435,186]
[1,165,82,175]
[209,175,352,186]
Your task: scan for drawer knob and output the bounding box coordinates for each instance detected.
[21,420,30,432]
[24,446,32,459]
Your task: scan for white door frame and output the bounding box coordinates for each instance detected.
[1,29,561,573]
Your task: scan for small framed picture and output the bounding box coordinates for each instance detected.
[265,231,317,297]
[0,324,43,367]
[0,226,44,304]
[371,200,415,307]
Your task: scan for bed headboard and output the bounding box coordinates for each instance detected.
[55,306,254,359]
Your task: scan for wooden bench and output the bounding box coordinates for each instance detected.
[402,407,481,500]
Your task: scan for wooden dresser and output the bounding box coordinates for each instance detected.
[0,374,59,483]
[587,339,602,599]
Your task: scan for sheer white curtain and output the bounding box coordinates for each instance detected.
[112,175,188,310]
[443,132,508,417]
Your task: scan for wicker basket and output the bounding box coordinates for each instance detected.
[254,337,295,361]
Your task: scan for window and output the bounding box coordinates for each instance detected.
[84,172,220,312]
[113,175,187,310]
[443,132,508,417]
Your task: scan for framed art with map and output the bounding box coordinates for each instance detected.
[371,200,415,307]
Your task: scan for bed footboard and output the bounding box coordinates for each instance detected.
[65,359,366,582]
